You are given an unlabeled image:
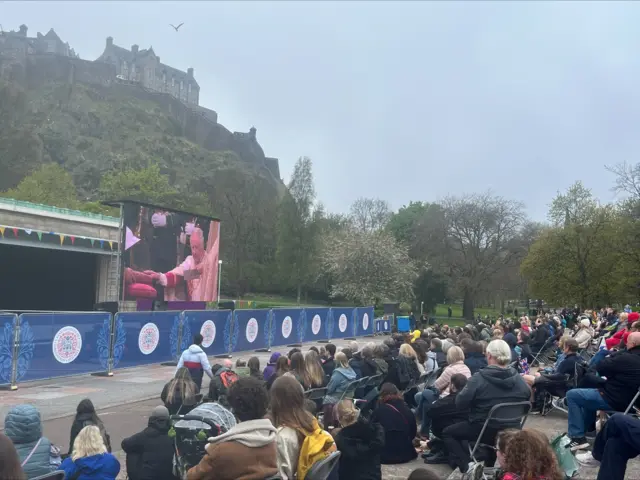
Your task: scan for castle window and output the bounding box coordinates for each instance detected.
[172,77,175,87]
[188,83,192,94]
[180,80,183,91]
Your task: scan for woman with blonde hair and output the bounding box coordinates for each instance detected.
[161,366,197,415]
[322,352,356,427]
[303,350,326,389]
[59,425,120,480]
[334,400,385,479]
[400,343,426,375]
[415,346,471,437]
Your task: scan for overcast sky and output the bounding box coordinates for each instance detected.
[3,1,639,220]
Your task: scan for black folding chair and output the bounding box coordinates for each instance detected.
[337,379,361,403]
[468,401,532,467]
[604,386,640,418]
[366,373,383,388]
[305,387,328,401]
[306,451,341,480]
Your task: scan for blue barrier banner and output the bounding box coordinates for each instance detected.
[271,309,304,347]
[0,314,19,385]
[331,308,356,339]
[355,307,374,336]
[17,312,112,382]
[382,318,391,333]
[114,311,181,369]
[182,310,229,357]
[233,310,269,353]
[300,308,329,343]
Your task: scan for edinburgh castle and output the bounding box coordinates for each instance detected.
[0,24,281,181]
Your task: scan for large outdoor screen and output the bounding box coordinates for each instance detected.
[119,202,221,303]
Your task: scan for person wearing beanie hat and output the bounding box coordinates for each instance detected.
[606,312,640,350]
[121,405,176,480]
[574,317,595,350]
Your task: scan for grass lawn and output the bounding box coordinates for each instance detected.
[229,295,502,324]
[433,304,501,320]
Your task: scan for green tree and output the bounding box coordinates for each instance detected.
[98,164,209,213]
[276,157,319,303]
[2,163,80,209]
[193,168,279,296]
[521,182,618,306]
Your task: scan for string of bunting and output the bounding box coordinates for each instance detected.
[0,224,117,251]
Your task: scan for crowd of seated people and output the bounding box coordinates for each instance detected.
[6,314,640,480]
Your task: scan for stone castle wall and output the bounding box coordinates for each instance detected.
[0,52,281,182]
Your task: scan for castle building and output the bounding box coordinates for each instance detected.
[0,24,77,59]
[97,37,199,106]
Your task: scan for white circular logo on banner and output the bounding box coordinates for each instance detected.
[384,321,389,331]
[200,320,216,348]
[139,323,160,355]
[338,314,348,333]
[362,313,370,331]
[282,316,293,339]
[312,315,322,335]
[52,326,82,364]
[246,318,259,343]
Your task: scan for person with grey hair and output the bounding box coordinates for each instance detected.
[349,341,359,353]
[441,339,531,474]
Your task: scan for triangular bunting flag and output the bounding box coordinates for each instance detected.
[125,227,141,251]
[12,228,18,238]
[59,234,65,245]
[108,241,113,250]
[70,236,75,245]
[90,239,95,246]
[24,229,32,235]
[37,231,42,241]
[100,240,104,248]
[0,227,4,238]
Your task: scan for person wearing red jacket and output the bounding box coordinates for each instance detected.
[606,312,640,350]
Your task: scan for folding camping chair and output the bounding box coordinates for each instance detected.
[467,401,532,479]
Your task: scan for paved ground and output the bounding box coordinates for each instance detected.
[1,334,638,479]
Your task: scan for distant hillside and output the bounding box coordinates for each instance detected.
[0,77,280,199]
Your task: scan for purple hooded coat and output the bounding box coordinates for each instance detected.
[263,352,282,381]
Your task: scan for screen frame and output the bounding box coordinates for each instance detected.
[103,200,221,303]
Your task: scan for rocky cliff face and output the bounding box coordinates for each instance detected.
[0,52,282,185]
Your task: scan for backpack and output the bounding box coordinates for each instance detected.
[219,370,239,388]
[296,421,336,480]
[395,356,412,387]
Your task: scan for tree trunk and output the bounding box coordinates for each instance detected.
[297,283,302,305]
[462,290,475,320]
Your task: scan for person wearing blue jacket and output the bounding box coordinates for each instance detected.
[322,351,357,427]
[60,425,120,480]
[4,404,56,479]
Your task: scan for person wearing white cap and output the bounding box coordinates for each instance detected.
[573,318,594,350]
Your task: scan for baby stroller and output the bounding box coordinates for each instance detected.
[170,403,237,479]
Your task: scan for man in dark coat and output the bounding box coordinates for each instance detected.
[443,340,531,473]
[121,406,177,480]
[565,332,640,451]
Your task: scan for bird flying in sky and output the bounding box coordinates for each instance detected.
[170,23,184,32]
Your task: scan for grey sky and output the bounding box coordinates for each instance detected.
[3,1,639,220]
